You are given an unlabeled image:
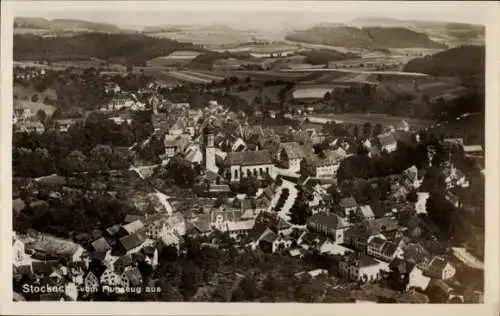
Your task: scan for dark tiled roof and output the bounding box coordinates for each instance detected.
[119,233,145,251]
[359,255,381,267]
[368,237,386,251]
[340,196,358,209]
[259,228,278,244]
[249,222,272,241]
[189,214,212,234]
[91,237,111,253]
[225,150,272,166]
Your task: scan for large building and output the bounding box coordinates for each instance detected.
[224,150,274,182]
[278,142,309,172]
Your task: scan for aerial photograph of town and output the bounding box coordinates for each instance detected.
[10,5,486,304]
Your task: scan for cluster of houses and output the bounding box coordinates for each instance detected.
[13,108,46,134]
[11,70,485,303]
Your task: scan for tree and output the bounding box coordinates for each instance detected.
[36,109,47,124]
[288,189,312,225]
[373,123,383,137]
[90,144,113,170]
[231,287,245,302]
[180,261,202,300]
[362,122,372,137]
[237,176,259,197]
[59,150,88,174]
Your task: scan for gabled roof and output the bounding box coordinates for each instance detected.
[114,254,133,270]
[259,228,278,244]
[189,214,212,234]
[280,142,308,160]
[121,220,144,235]
[340,196,358,209]
[225,150,273,166]
[119,233,145,251]
[358,205,375,218]
[91,237,111,253]
[308,212,349,230]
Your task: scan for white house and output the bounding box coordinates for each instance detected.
[406,265,431,292]
[339,253,389,283]
[224,150,274,182]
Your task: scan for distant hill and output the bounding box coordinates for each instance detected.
[13,33,204,66]
[285,26,444,49]
[403,45,485,77]
[350,18,485,46]
[14,17,123,33]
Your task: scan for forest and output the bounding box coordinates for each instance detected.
[14,33,204,66]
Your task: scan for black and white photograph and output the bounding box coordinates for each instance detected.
[1,0,499,313]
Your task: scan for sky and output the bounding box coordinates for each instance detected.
[13,1,491,30]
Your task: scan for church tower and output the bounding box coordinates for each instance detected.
[203,125,217,172]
